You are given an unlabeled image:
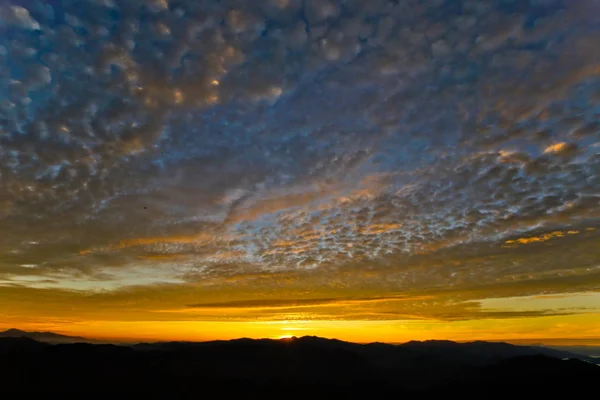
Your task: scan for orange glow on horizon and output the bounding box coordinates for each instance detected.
[2,312,600,346]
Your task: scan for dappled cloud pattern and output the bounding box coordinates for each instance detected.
[0,0,599,338]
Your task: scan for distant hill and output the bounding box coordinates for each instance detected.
[545,345,600,357]
[1,334,597,395]
[397,339,598,364]
[0,328,108,344]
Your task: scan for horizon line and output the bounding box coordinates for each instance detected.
[3,328,600,347]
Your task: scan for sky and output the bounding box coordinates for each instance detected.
[0,0,599,344]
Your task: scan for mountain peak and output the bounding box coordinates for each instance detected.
[2,328,27,334]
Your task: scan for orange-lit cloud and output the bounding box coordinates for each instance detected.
[116,233,214,248]
[136,254,188,261]
[504,230,583,246]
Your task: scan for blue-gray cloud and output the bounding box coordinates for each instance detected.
[0,0,598,302]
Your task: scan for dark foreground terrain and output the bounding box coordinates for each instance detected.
[1,334,598,396]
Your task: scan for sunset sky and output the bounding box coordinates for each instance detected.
[0,0,599,344]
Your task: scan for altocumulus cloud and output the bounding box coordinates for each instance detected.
[0,0,598,323]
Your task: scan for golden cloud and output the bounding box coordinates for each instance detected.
[505,230,581,246]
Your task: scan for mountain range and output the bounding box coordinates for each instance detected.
[1,328,596,361]
[0,331,598,395]
[0,328,109,344]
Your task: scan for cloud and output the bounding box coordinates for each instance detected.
[166,295,575,322]
[186,295,429,310]
[504,230,581,246]
[0,5,40,30]
[187,297,353,309]
[0,0,598,329]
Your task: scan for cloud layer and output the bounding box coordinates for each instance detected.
[0,0,599,324]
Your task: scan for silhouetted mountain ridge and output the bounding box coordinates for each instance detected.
[398,338,593,364]
[0,328,108,344]
[1,334,598,395]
